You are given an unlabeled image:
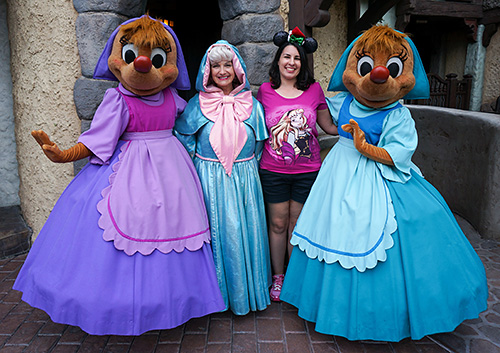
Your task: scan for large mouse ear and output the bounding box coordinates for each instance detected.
[327,34,360,92]
[303,37,318,54]
[273,31,289,47]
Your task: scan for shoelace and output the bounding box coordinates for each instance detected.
[272,278,283,291]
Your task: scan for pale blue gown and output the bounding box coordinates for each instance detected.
[174,41,271,315]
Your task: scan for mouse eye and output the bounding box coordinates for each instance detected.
[151,48,167,68]
[386,57,403,78]
[357,56,374,76]
[122,44,138,64]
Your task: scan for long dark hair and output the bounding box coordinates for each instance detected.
[269,42,316,91]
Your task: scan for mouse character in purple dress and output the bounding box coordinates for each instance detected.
[13,15,225,336]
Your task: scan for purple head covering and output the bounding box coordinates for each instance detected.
[93,15,190,91]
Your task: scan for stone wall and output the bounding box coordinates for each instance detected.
[409,105,500,240]
[219,0,283,92]
[0,0,19,207]
[7,0,80,237]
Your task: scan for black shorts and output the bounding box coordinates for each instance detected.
[259,169,319,204]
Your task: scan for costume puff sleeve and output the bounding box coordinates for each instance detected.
[376,106,422,183]
[249,98,268,160]
[174,94,208,157]
[326,92,349,127]
[78,88,129,165]
[171,88,188,116]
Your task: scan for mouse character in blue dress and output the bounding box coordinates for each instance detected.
[280,24,488,342]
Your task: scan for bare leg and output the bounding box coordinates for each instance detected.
[287,200,304,259]
[267,201,290,275]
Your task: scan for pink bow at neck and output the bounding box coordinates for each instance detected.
[199,90,253,176]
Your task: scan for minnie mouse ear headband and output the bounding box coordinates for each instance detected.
[273,27,318,54]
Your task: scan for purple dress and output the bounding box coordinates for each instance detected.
[13,84,225,335]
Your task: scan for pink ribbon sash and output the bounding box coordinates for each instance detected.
[199,91,253,176]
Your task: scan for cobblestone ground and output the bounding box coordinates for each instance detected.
[0,216,499,353]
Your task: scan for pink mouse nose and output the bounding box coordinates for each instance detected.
[134,56,152,73]
[370,66,390,83]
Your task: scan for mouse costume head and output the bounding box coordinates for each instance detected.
[94,15,190,96]
[328,25,429,109]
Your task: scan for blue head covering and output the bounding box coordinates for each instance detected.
[93,15,190,91]
[195,40,251,94]
[327,29,429,100]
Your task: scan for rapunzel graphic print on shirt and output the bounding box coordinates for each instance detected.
[257,82,328,174]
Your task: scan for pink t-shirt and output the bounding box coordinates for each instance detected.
[257,82,327,174]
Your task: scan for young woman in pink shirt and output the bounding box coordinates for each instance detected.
[257,28,338,301]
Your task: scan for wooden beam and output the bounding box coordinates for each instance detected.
[348,0,402,41]
[481,8,500,26]
[288,0,309,35]
[288,0,336,73]
[304,0,334,28]
[409,1,483,18]
[347,0,360,37]
[396,0,417,17]
[483,23,499,47]
[395,13,411,32]
[481,8,500,47]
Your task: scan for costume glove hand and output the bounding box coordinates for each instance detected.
[32,130,92,163]
[341,119,394,165]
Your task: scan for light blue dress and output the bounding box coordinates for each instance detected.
[280,92,488,341]
[174,41,271,315]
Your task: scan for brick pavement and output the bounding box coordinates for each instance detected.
[0,216,499,353]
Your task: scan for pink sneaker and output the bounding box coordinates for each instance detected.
[270,274,284,302]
